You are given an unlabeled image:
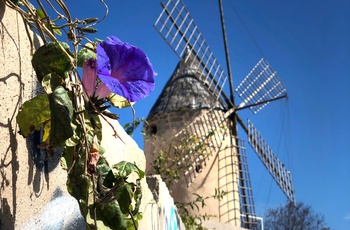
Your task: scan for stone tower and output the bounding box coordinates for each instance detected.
[144,51,243,228]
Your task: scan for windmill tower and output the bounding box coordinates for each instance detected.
[144,0,295,229]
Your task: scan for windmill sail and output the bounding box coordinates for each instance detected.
[154,0,231,108]
[234,137,258,229]
[247,119,296,205]
[236,58,287,114]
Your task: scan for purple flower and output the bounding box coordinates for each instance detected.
[96,36,156,102]
[82,58,111,99]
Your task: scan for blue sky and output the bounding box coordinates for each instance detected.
[66,0,350,229]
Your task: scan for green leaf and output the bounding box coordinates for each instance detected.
[108,94,134,108]
[32,42,73,82]
[47,86,73,146]
[103,170,120,189]
[126,213,142,230]
[35,10,62,36]
[60,156,68,170]
[96,156,111,178]
[53,28,62,36]
[64,114,80,147]
[93,200,127,229]
[77,43,96,67]
[123,118,145,135]
[132,179,142,216]
[67,173,91,215]
[60,147,72,171]
[84,113,102,142]
[64,112,102,147]
[66,150,91,216]
[16,94,50,137]
[61,146,78,171]
[36,9,45,19]
[113,161,145,179]
[42,120,51,142]
[41,73,64,94]
[115,183,134,214]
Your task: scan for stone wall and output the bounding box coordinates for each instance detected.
[145,108,243,228]
[0,3,184,230]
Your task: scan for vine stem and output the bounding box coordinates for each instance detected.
[68,71,90,175]
[85,94,125,144]
[45,0,65,19]
[128,209,138,230]
[92,173,98,228]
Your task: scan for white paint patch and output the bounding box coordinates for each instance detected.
[20,191,85,230]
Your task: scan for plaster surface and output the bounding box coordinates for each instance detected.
[0,3,69,229]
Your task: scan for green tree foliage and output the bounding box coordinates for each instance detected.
[264,202,330,230]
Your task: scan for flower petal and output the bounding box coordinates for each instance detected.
[96,36,156,102]
[99,73,155,102]
[106,36,122,45]
[122,79,155,102]
[95,82,111,99]
[82,59,97,97]
[97,74,129,100]
[96,44,111,77]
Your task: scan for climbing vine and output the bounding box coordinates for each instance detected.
[148,128,227,229]
[4,0,156,229]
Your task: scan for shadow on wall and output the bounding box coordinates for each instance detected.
[0,3,22,225]
[0,2,59,228]
[0,1,4,21]
[0,76,21,229]
[26,131,61,196]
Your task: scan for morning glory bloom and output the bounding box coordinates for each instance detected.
[82,58,97,97]
[82,58,111,99]
[96,36,156,102]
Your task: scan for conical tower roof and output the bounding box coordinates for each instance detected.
[148,51,223,118]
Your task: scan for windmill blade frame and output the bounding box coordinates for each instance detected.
[247,119,296,205]
[154,0,232,109]
[236,58,287,114]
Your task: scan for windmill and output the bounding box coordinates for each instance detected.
[144,0,295,229]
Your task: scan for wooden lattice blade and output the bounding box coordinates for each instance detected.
[247,119,296,205]
[236,58,287,114]
[154,0,231,108]
[233,137,258,229]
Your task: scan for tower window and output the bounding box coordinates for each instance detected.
[149,125,157,135]
[195,164,203,173]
